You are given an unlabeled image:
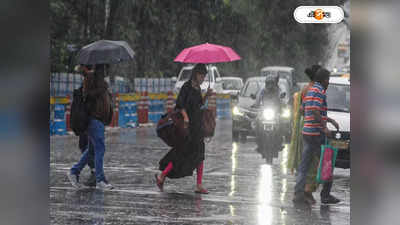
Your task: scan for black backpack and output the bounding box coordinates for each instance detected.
[70,88,89,136]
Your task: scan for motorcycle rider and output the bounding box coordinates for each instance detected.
[253,74,283,160]
[254,74,281,111]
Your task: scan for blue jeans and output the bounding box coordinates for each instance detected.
[79,134,95,170]
[71,118,106,182]
[294,134,332,198]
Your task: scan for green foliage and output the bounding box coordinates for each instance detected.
[51,0,345,81]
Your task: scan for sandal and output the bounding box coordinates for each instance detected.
[195,188,209,194]
[155,174,164,192]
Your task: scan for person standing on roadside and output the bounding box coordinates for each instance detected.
[68,64,114,190]
[293,67,341,204]
[287,64,321,204]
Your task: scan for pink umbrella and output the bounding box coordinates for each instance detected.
[174,43,241,63]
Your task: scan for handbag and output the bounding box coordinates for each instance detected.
[316,138,339,183]
[156,109,188,147]
[202,93,216,138]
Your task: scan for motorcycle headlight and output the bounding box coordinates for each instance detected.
[263,108,275,120]
[232,106,243,116]
[282,108,291,118]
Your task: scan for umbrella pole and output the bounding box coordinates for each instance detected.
[208,64,211,89]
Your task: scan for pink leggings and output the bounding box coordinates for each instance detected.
[162,161,204,185]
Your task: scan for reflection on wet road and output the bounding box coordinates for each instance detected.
[50,120,350,225]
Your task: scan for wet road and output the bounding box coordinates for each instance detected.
[50,120,350,225]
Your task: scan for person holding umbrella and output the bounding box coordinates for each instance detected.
[71,64,97,187]
[67,64,114,190]
[67,40,134,190]
[155,63,212,194]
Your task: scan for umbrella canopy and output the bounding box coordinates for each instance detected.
[174,43,241,63]
[76,40,135,65]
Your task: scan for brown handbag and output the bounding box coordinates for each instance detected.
[202,109,216,137]
[202,92,216,138]
[156,110,189,147]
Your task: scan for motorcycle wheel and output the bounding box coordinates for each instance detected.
[261,133,274,164]
[232,130,239,142]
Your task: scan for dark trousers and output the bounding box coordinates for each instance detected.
[295,134,333,198]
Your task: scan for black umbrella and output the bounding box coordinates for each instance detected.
[76,40,135,65]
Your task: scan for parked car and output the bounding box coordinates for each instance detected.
[260,66,297,91]
[214,76,243,96]
[232,76,292,142]
[326,76,350,169]
[173,64,221,94]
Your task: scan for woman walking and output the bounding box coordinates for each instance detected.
[155,63,211,194]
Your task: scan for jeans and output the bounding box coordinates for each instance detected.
[79,134,95,170]
[294,134,333,198]
[71,118,106,182]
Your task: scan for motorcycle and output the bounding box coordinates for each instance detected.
[253,93,286,164]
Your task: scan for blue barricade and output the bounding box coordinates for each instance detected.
[148,99,164,123]
[119,101,138,128]
[53,104,67,135]
[128,102,138,125]
[53,118,67,135]
[119,101,127,128]
[216,97,231,119]
[49,121,54,135]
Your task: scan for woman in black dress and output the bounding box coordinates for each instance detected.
[155,63,210,194]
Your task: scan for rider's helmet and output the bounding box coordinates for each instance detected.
[265,74,279,90]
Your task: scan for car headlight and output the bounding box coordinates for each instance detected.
[282,108,291,118]
[232,106,243,116]
[263,108,275,120]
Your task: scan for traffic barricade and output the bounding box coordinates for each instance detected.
[128,101,138,126]
[65,95,71,131]
[53,104,67,135]
[165,91,175,113]
[118,101,128,128]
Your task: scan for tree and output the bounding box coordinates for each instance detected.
[50,0,348,82]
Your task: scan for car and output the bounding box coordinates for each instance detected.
[172,64,221,94]
[260,66,297,92]
[232,76,292,142]
[326,76,350,169]
[214,76,244,96]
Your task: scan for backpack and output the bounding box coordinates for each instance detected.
[70,88,89,136]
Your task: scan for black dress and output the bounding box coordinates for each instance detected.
[159,80,205,178]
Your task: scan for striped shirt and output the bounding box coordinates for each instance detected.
[302,82,327,136]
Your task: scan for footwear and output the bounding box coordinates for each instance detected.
[292,192,308,204]
[96,180,114,191]
[304,192,316,205]
[67,171,82,189]
[195,187,209,194]
[83,172,97,187]
[321,195,341,204]
[155,174,164,192]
